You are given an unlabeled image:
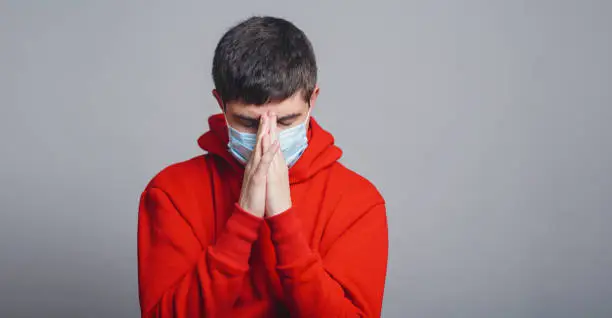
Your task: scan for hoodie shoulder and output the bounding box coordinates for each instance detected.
[143,155,210,195]
[329,162,386,206]
[316,161,387,252]
[139,155,216,247]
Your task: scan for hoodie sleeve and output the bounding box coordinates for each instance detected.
[266,201,389,317]
[137,187,262,317]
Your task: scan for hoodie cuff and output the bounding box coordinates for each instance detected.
[210,203,263,273]
[266,206,314,267]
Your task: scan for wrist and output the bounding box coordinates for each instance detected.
[238,197,265,218]
[266,202,292,217]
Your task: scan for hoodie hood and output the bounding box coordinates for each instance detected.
[197,113,343,184]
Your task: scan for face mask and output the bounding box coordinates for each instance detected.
[226,113,310,167]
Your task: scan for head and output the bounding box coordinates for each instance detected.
[212,16,319,134]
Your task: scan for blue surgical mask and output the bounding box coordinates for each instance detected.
[227,114,310,167]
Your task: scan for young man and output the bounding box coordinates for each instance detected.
[137,16,388,317]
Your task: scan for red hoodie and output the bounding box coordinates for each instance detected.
[137,114,388,317]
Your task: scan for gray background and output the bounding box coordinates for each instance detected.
[1,1,611,317]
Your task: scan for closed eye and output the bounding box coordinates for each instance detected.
[242,120,259,128]
[277,113,302,127]
[277,120,293,127]
[233,114,259,128]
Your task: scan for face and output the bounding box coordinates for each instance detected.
[213,87,319,134]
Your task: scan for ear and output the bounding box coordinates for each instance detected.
[212,89,224,112]
[309,85,320,110]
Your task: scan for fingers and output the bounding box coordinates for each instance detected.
[253,139,280,180]
[252,113,269,164]
[262,112,273,159]
[268,112,286,164]
[256,113,269,140]
[261,129,271,156]
[269,112,278,143]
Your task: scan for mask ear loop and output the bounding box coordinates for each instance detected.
[221,100,234,148]
[221,100,232,130]
[305,100,312,127]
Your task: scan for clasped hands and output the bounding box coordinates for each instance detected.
[238,111,292,218]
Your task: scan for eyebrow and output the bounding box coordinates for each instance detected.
[277,113,302,122]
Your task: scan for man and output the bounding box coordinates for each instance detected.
[137,16,388,317]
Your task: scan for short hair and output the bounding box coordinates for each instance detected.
[212,16,317,105]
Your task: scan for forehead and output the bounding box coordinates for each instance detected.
[228,93,308,117]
